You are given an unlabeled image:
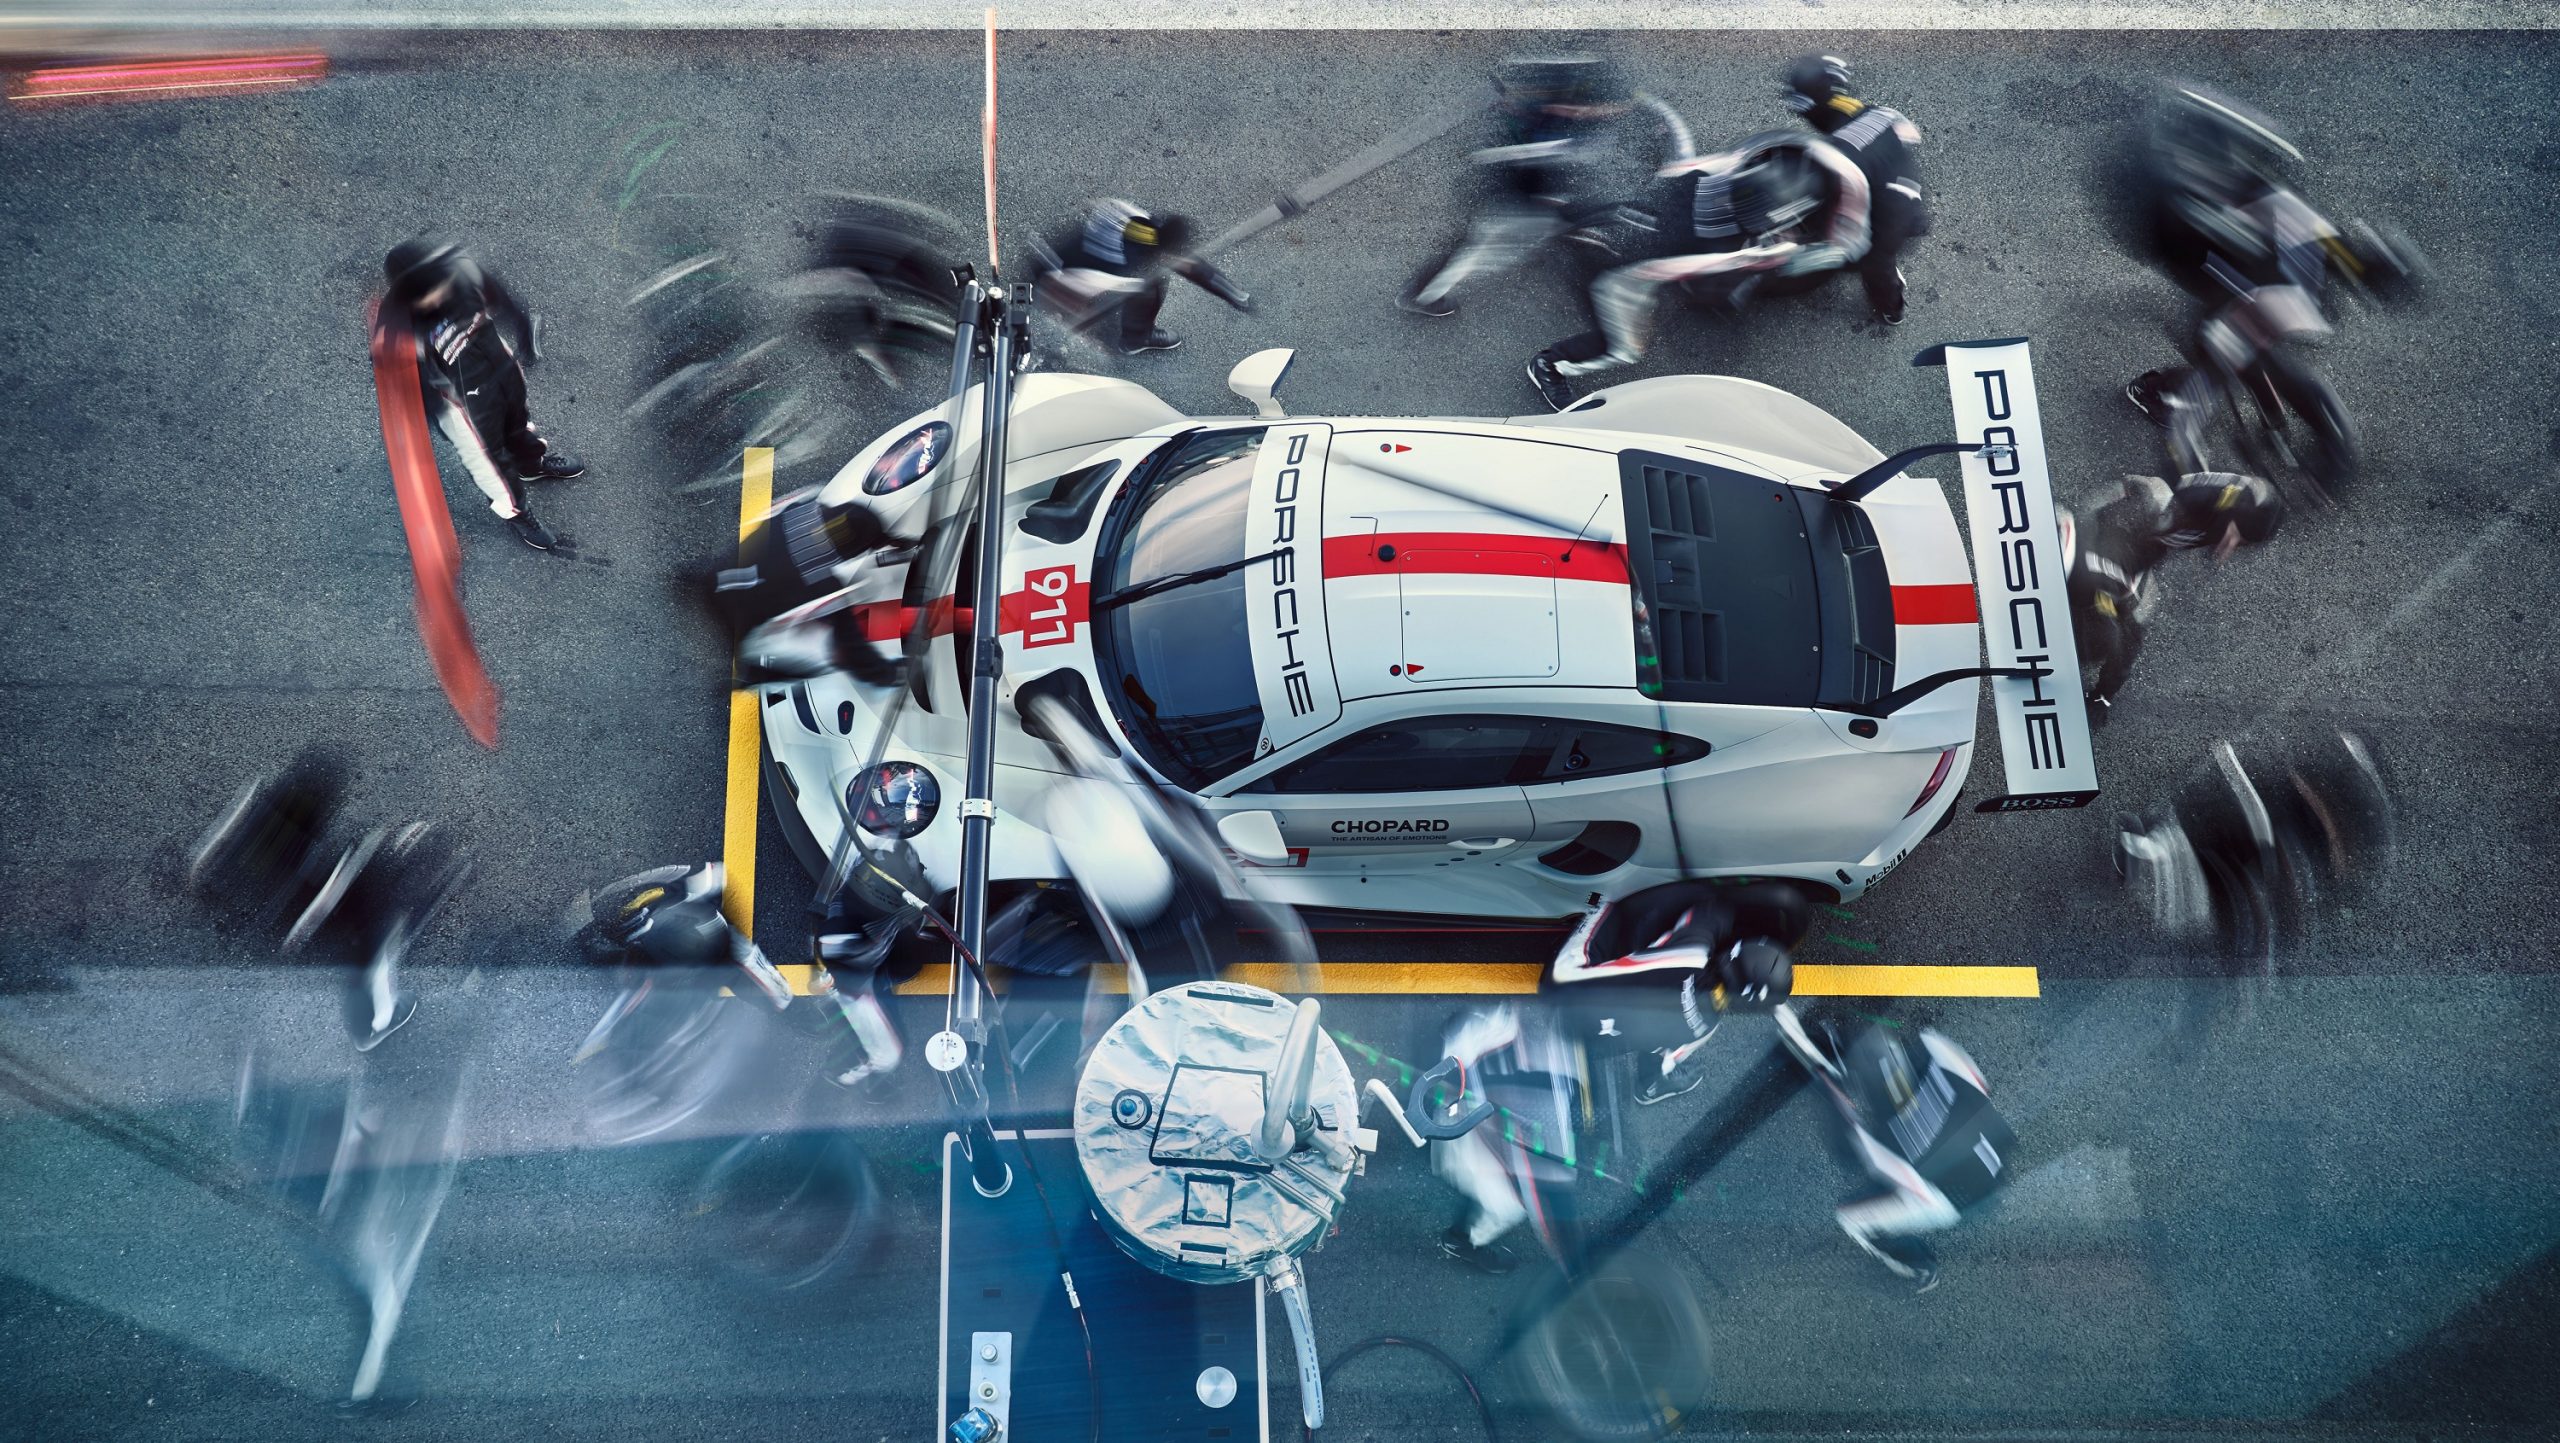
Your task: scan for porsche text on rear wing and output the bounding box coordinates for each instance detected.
[1923,337,2101,813]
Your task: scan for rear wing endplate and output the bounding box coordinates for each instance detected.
[1916,338,2100,813]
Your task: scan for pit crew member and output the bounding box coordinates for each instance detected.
[383,236,586,552]
[1782,53,1930,325]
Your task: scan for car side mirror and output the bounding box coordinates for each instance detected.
[1228,348,1295,419]
[1216,809,1291,866]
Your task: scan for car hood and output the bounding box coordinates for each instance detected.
[1317,424,1637,700]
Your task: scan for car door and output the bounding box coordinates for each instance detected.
[1225,713,1541,877]
[1516,714,1718,882]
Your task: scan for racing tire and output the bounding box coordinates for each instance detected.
[689,1131,882,1291]
[1515,1249,1714,1442]
[796,198,967,390]
[577,972,765,1147]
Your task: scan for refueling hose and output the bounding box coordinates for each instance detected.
[1299,1334,1498,1443]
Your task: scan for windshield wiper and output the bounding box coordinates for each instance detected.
[1091,547,1287,613]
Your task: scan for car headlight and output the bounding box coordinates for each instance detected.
[849,760,941,838]
[862,420,951,496]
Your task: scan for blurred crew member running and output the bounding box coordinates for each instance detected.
[189,754,472,1051]
[1430,880,1806,1273]
[383,235,586,552]
[1399,55,1687,317]
[1027,199,1252,355]
[1782,53,1930,325]
[2064,471,2285,714]
[1526,136,1869,409]
[1775,1006,2016,1291]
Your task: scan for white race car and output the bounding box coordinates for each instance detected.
[752,344,2090,922]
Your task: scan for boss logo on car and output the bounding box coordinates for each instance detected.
[1330,818,1449,834]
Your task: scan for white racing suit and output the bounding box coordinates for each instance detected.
[1433,881,1809,1251]
[1430,1004,1540,1251]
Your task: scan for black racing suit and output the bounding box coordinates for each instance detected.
[2069,472,2283,705]
[1777,1010,2015,1280]
[1405,93,1689,309]
[1804,99,1929,316]
[410,271,552,518]
[1539,879,1812,1058]
[1030,199,1247,346]
[1546,138,1869,377]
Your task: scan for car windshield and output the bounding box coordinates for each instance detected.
[1093,428,1270,789]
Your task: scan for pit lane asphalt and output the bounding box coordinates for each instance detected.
[1,26,2556,1443]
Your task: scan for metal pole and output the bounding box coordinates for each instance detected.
[948,281,1023,1201]
[951,289,1018,1043]
[1828,441,2000,505]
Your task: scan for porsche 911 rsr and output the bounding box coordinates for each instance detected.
[750,347,2084,922]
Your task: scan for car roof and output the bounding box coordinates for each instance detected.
[1310,424,1834,708]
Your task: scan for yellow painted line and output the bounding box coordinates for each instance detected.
[1799,963,2041,998]
[720,447,774,940]
[888,961,2039,998]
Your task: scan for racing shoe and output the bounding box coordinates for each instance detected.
[1872,270,1907,326]
[1849,1228,1942,1292]
[520,449,586,482]
[2110,811,2144,882]
[507,512,560,552]
[354,993,418,1052]
[1396,286,1459,318]
[1439,1224,1522,1276]
[1635,1050,1711,1107]
[2124,370,2178,429]
[1120,329,1183,355]
[1526,354,1575,412]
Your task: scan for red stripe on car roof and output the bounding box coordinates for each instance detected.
[1322,532,1630,584]
[1892,584,1979,626]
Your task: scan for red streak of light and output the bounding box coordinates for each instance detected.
[15,54,328,102]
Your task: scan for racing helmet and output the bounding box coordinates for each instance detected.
[1714,936,1794,1012]
[1729,148,1825,241]
[385,233,482,307]
[1150,212,1196,254]
[1782,53,1858,118]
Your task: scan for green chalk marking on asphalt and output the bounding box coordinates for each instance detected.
[1822,905,1856,921]
[1854,1011,1905,1029]
[617,130,686,215]
[1826,933,1880,953]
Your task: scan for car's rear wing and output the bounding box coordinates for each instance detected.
[1918,338,2100,813]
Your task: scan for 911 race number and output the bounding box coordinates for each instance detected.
[1021,565,1078,648]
